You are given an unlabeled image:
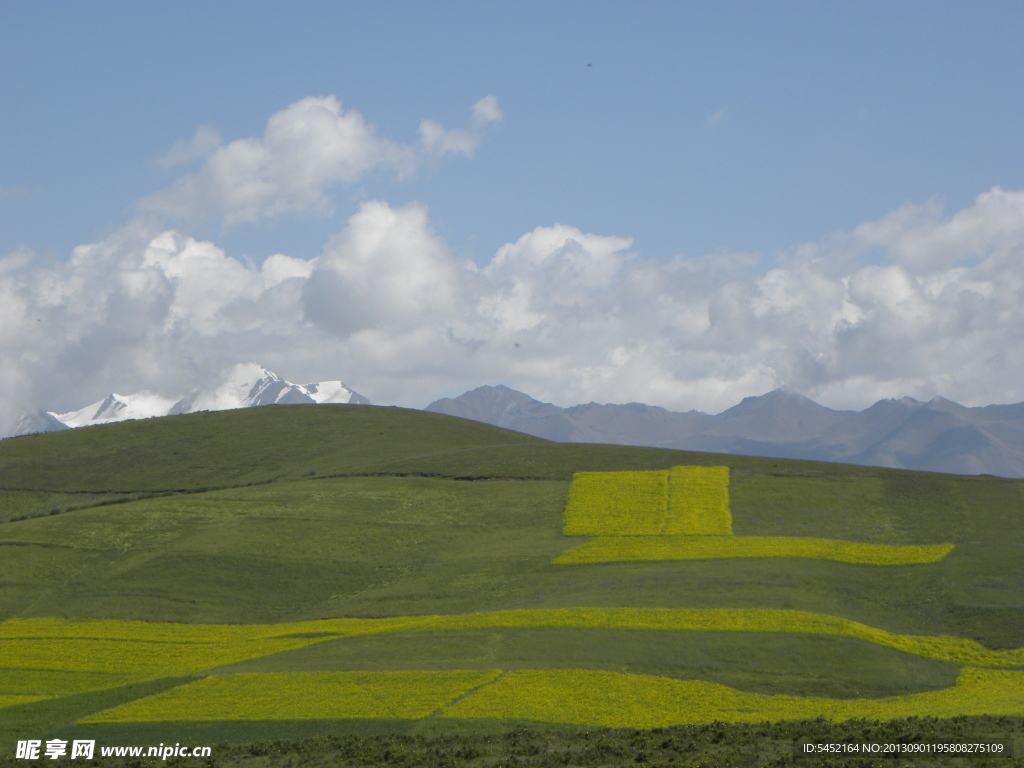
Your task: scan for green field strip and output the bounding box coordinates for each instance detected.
[439,667,1024,727]
[304,609,1024,668]
[562,470,668,535]
[209,627,959,700]
[665,466,731,535]
[80,671,503,723]
[553,536,954,565]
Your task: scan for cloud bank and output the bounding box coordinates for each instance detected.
[2,95,1022,433]
[3,185,1024,434]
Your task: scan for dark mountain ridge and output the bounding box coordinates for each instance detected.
[426,385,1024,478]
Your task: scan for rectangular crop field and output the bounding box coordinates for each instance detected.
[561,466,730,537]
[666,466,731,535]
[562,470,668,535]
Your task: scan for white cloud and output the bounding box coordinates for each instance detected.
[3,187,1024,432]
[419,95,502,158]
[303,200,462,335]
[155,125,222,168]
[138,95,500,227]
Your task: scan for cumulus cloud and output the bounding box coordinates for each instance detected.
[3,187,1024,431]
[303,200,462,334]
[137,95,500,227]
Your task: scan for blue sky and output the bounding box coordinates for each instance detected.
[2,1,1024,424]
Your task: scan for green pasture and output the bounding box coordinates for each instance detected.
[0,404,1022,746]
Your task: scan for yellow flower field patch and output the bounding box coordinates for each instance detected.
[0,668,140,696]
[5,605,1022,692]
[666,465,731,535]
[562,470,668,535]
[0,694,52,709]
[0,637,314,676]
[82,670,502,722]
[554,536,954,565]
[440,667,1024,727]
[79,665,1024,727]
[554,466,952,566]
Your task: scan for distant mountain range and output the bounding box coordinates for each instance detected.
[11,362,369,435]
[425,385,1024,479]
[10,367,1024,478]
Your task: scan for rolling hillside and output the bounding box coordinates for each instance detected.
[1,405,1022,751]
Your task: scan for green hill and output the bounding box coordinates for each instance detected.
[1,404,1022,749]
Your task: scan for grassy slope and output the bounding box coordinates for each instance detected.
[1,404,1023,743]
[0,405,545,495]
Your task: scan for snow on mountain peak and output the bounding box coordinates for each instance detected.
[181,362,286,412]
[33,363,370,432]
[52,391,179,428]
[302,380,364,404]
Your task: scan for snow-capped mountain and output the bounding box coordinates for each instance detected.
[42,363,370,431]
[10,409,71,437]
[56,391,180,428]
[165,362,369,415]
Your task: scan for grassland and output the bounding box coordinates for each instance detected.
[0,404,1022,748]
[5,719,1018,768]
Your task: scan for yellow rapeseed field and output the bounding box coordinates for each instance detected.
[553,465,954,567]
[4,609,1023,727]
[0,694,52,709]
[83,671,502,722]
[553,536,954,565]
[80,665,1024,727]
[561,466,732,537]
[0,669,139,696]
[5,606,1021,692]
[666,465,731,534]
[0,617,276,642]
[0,637,315,676]
[562,470,668,535]
[439,667,1024,727]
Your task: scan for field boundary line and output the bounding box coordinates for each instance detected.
[429,669,505,718]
